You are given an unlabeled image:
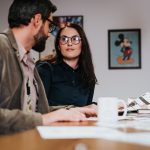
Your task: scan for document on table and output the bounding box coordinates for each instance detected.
[37,126,150,146]
[97,116,150,130]
[37,126,120,139]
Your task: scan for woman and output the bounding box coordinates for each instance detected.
[37,23,97,108]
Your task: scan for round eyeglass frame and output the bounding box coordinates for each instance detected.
[59,35,82,45]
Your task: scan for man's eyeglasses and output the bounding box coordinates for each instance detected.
[59,35,81,45]
[46,18,57,33]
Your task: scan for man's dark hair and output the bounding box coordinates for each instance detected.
[8,0,57,28]
[55,23,98,88]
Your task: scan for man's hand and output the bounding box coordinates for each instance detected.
[42,108,86,125]
[83,104,97,111]
[42,107,97,125]
[70,107,97,118]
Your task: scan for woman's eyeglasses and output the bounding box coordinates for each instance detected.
[59,35,81,45]
[46,18,57,33]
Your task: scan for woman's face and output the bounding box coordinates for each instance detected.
[59,27,82,61]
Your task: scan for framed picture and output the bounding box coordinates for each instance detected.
[52,15,83,36]
[108,29,141,69]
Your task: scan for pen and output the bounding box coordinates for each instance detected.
[127,110,138,113]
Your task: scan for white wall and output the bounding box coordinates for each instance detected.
[1,0,150,101]
[53,0,150,101]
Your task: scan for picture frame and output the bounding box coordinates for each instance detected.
[108,29,141,69]
[52,15,83,36]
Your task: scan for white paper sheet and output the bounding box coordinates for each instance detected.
[97,116,150,131]
[37,126,120,139]
[37,126,150,146]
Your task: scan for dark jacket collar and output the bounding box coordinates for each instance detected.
[56,60,80,72]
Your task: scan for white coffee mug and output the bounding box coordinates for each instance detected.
[98,97,127,123]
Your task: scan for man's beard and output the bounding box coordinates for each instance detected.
[32,27,48,53]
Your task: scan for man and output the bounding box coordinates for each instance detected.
[0,0,96,134]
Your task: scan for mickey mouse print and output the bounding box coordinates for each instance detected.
[108,29,141,69]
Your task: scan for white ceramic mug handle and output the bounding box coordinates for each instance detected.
[118,100,127,119]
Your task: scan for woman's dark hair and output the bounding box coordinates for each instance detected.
[8,0,57,28]
[55,23,97,88]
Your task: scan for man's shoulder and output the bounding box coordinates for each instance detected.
[0,33,11,55]
[0,29,17,48]
[0,35,14,58]
[0,33,9,43]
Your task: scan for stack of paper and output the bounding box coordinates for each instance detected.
[127,92,150,112]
